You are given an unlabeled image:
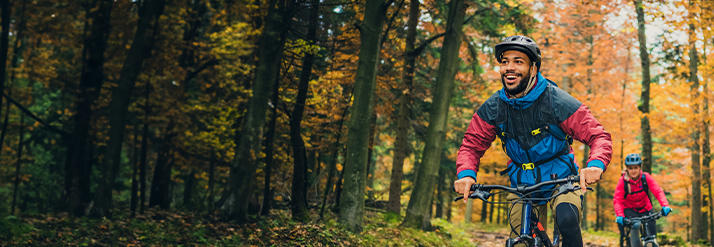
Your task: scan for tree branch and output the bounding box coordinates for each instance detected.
[409,32,446,57]
[463,7,492,25]
[2,93,70,137]
[379,0,406,48]
[183,59,219,84]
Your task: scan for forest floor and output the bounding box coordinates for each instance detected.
[0,208,696,246]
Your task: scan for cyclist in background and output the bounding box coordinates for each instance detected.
[614,153,671,247]
[453,35,613,247]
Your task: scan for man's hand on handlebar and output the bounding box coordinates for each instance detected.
[579,167,603,194]
[454,177,476,203]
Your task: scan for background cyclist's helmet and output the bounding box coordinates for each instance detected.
[494,35,542,71]
[624,153,643,166]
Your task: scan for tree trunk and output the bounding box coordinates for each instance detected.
[0,83,11,161]
[319,102,350,218]
[184,169,197,210]
[704,42,714,245]
[131,127,139,217]
[465,198,473,223]
[496,192,502,224]
[0,0,10,125]
[388,0,419,216]
[66,0,114,216]
[220,0,287,223]
[262,67,282,216]
[334,168,345,211]
[92,0,165,218]
[337,0,390,233]
[289,0,319,222]
[689,4,704,240]
[0,0,26,155]
[581,145,590,230]
[595,183,603,231]
[446,173,453,221]
[366,114,378,201]
[435,167,445,218]
[207,151,216,213]
[11,114,24,215]
[149,122,177,209]
[489,192,494,222]
[401,0,465,230]
[480,199,487,222]
[634,0,653,173]
[139,82,151,214]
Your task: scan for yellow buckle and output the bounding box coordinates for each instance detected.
[502,132,506,137]
[522,163,534,170]
[531,128,541,136]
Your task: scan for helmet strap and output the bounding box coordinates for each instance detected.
[520,62,538,97]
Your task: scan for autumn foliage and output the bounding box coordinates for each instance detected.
[0,0,710,245]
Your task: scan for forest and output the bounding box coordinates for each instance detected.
[0,0,711,246]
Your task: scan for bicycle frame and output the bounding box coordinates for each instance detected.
[623,211,662,247]
[456,175,585,247]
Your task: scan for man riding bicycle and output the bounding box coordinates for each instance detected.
[453,35,613,247]
[614,153,671,247]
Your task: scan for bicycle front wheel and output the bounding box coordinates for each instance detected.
[629,223,642,247]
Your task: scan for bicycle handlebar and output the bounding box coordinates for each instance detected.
[454,175,588,202]
[623,211,664,225]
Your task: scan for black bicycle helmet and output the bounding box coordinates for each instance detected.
[624,153,642,166]
[494,35,542,70]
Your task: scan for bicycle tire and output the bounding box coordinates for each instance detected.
[629,223,642,247]
[644,240,658,247]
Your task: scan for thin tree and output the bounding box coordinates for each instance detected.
[0,0,9,123]
[262,66,282,216]
[319,101,350,218]
[0,0,26,154]
[289,0,320,221]
[93,0,165,218]
[388,0,419,216]
[435,167,445,218]
[703,41,714,244]
[139,81,151,214]
[11,114,24,215]
[220,0,289,222]
[131,126,139,217]
[402,0,465,230]
[633,0,653,173]
[465,198,473,223]
[581,145,590,230]
[689,0,704,240]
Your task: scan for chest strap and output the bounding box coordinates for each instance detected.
[499,147,570,176]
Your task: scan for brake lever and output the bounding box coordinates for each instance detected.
[453,189,493,202]
[572,186,594,192]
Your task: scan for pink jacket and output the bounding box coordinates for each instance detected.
[613,172,669,217]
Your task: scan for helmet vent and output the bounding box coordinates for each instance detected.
[510,37,518,41]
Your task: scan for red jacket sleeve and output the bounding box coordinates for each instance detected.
[560,104,613,170]
[645,173,669,207]
[456,112,497,179]
[613,176,626,217]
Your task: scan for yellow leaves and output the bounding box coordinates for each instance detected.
[336,164,343,172]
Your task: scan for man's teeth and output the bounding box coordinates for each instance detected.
[507,75,516,79]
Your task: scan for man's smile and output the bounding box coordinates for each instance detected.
[503,73,522,85]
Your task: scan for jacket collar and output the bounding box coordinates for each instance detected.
[498,72,554,109]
